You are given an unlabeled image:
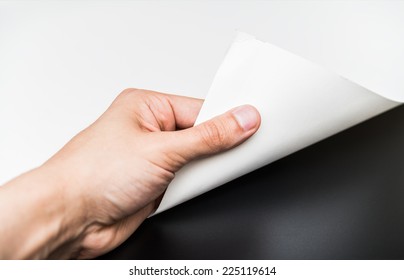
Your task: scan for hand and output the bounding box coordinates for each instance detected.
[0,89,260,259]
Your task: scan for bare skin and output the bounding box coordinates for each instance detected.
[0,89,260,259]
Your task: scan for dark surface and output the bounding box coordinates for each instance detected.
[99,105,404,259]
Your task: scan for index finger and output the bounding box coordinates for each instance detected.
[164,93,204,129]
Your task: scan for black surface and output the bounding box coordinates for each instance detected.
[99,105,404,259]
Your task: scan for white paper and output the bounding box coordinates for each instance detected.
[154,33,401,214]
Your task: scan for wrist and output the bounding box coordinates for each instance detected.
[0,164,89,259]
[36,162,91,258]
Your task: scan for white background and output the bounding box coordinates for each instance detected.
[1,260,404,280]
[1,1,404,184]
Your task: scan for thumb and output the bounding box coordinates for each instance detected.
[173,105,261,162]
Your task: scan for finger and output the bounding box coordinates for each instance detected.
[114,89,204,130]
[164,94,204,129]
[171,104,261,162]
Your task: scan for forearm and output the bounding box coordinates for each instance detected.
[0,165,87,259]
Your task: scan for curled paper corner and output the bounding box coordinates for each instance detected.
[152,32,402,216]
[232,31,404,104]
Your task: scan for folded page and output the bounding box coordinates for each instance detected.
[154,33,400,215]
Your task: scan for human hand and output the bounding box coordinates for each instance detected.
[0,89,260,259]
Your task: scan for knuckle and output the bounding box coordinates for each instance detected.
[119,87,138,97]
[119,88,153,100]
[200,120,229,152]
[116,88,147,105]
